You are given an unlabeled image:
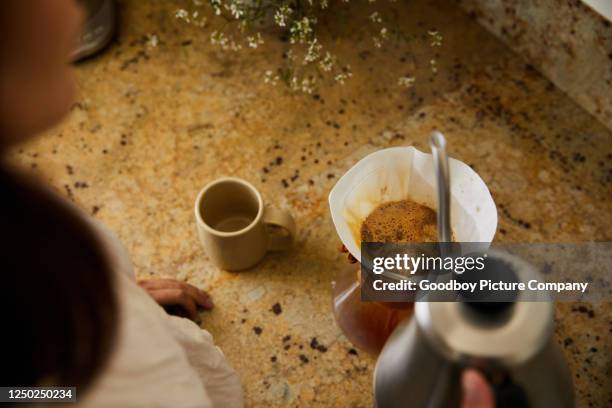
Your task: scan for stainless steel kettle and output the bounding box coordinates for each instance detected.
[373,250,574,407]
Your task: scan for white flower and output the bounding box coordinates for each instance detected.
[334,67,352,85]
[285,49,295,62]
[211,31,242,51]
[274,5,292,28]
[397,76,415,88]
[289,76,300,91]
[264,70,279,85]
[428,30,443,47]
[247,33,264,48]
[210,0,223,15]
[147,34,158,48]
[175,9,189,21]
[372,27,388,48]
[318,52,334,72]
[304,38,322,63]
[369,11,382,23]
[334,73,347,84]
[300,77,316,93]
[430,59,438,74]
[175,7,206,27]
[228,2,245,19]
[290,16,315,44]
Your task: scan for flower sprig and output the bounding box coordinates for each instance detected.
[174,0,443,92]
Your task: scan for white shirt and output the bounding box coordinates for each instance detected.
[71,215,243,408]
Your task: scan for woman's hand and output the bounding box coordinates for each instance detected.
[138,278,214,322]
[461,369,495,408]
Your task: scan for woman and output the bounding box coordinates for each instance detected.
[0,1,493,406]
[0,1,242,406]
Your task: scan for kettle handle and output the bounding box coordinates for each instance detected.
[429,366,531,408]
[454,368,531,408]
[490,372,530,408]
[427,363,463,407]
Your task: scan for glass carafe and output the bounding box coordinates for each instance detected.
[331,255,413,355]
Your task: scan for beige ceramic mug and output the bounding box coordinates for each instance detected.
[194,177,296,271]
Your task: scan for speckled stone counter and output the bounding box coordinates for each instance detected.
[8,0,611,406]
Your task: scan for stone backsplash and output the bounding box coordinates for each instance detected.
[457,0,612,130]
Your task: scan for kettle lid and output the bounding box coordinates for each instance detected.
[416,250,554,366]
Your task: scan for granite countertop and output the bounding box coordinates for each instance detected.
[9,0,611,406]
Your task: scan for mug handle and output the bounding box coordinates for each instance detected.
[263,207,296,251]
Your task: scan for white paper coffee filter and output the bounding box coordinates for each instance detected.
[329,146,498,261]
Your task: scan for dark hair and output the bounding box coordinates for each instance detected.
[0,164,118,392]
